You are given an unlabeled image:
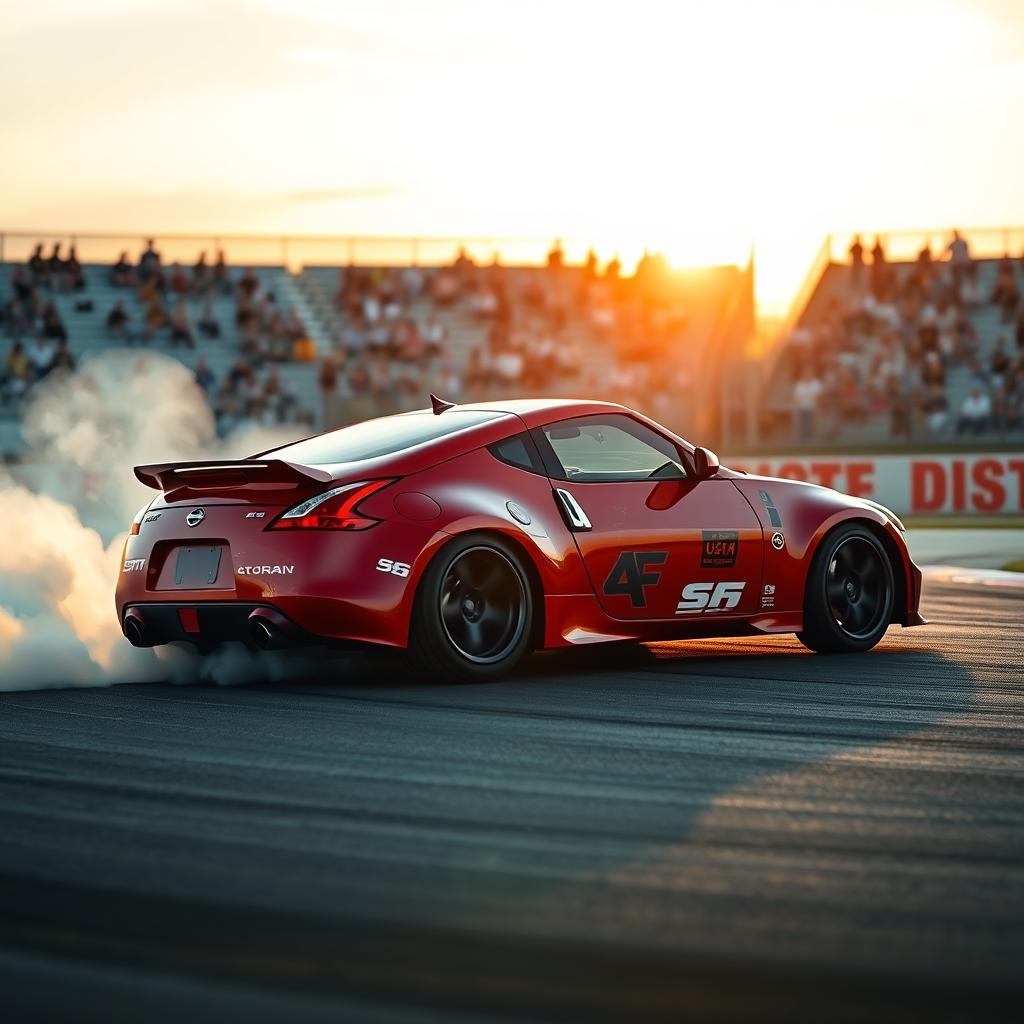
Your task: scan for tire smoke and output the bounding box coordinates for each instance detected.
[0,352,314,691]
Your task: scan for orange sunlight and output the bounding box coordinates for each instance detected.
[3,0,1024,313]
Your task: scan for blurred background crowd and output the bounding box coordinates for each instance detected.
[2,227,1023,451]
[1,237,708,445]
[774,231,1024,443]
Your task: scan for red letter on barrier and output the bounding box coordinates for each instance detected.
[971,460,1005,513]
[951,460,967,512]
[911,461,946,512]
[1008,460,1024,510]
[846,462,874,497]
[810,462,842,488]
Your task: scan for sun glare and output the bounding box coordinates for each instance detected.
[0,0,1020,312]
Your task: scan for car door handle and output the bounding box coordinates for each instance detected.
[554,488,592,531]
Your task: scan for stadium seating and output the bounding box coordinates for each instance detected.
[759,254,1024,446]
[0,261,323,453]
[0,248,752,457]
[296,264,511,401]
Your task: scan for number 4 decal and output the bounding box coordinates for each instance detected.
[603,551,668,608]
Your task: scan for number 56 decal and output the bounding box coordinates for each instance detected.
[676,581,745,615]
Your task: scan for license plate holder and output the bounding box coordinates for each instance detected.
[174,545,223,588]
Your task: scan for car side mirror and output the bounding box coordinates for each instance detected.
[693,446,720,480]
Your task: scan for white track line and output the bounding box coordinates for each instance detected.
[921,565,1024,588]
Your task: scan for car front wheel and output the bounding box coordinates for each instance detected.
[410,535,534,682]
[797,524,895,654]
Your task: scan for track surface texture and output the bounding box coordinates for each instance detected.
[1,574,1022,1022]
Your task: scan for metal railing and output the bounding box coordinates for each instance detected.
[0,229,616,272]
[822,225,1024,265]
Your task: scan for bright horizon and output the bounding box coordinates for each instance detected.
[4,0,1024,313]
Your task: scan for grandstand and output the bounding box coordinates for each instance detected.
[0,234,751,457]
[10,226,1018,461]
[757,229,1024,449]
[0,258,316,453]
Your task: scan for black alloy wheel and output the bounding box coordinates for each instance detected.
[798,524,895,654]
[411,535,534,681]
[826,536,890,640]
[439,546,527,665]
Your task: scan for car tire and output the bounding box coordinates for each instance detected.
[410,534,535,682]
[797,523,895,654]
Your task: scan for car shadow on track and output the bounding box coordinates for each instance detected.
[206,633,988,1019]
[5,623,995,1022]
[269,627,950,695]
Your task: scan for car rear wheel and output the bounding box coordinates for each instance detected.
[411,535,534,682]
[797,524,895,654]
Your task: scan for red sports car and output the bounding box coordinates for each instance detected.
[117,398,925,680]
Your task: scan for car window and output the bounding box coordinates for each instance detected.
[488,433,545,474]
[260,410,507,466]
[540,415,686,482]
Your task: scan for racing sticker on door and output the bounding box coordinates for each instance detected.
[603,551,668,608]
[700,530,739,568]
[676,581,746,615]
[758,489,783,528]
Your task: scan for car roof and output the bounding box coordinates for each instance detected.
[434,398,629,428]
[254,398,669,481]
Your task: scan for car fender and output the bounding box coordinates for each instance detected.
[732,476,920,626]
[362,446,596,647]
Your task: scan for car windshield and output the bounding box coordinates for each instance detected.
[260,410,507,466]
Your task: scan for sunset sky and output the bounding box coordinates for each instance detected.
[3,0,1024,311]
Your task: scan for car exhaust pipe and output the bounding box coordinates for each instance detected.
[122,609,153,648]
[249,618,275,648]
[246,608,297,650]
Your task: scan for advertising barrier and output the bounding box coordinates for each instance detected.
[728,453,1024,516]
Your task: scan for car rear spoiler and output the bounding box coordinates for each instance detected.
[134,459,333,495]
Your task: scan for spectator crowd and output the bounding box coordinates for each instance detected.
[785,231,1024,440]
[2,239,316,432]
[312,241,696,428]
[8,229,1023,448]
[3,232,709,441]
[1,243,81,403]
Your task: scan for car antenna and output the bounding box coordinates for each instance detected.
[430,394,457,415]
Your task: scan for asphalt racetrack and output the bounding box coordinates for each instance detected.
[1,570,1022,1021]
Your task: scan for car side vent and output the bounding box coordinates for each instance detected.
[554,488,592,531]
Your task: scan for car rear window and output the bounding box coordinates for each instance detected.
[488,433,545,474]
[261,410,507,465]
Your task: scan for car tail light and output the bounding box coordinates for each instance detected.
[270,479,396,531]
[129,501,153,536]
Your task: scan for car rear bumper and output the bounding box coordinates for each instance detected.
[116,514,445,650]
[121,602,369,651]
